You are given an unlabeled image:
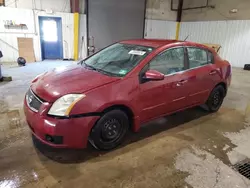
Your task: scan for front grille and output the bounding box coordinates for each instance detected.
[26,89,43,112]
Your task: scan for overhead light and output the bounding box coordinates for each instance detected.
[45,9,54,14]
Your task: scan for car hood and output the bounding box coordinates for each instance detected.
[31,64,120,102]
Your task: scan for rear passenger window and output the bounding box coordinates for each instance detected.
[187,47,208,68]
[207,51,214,64]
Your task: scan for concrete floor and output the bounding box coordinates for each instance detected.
[0,61,250,188]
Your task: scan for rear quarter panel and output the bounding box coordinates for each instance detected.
[214,52,232,87]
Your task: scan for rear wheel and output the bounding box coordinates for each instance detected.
[205,85,225,112]
[89,109,129,150]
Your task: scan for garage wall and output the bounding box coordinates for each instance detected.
[182,0,250,21]
[179,20,250,67]
[5,0,70,12]
[79,14,87,59]
[4,0,86,13]
[0,7,75,62]
[144,19,250,68]
[144,19,176,39]
[145,0,250,22]
[146,0,176,21]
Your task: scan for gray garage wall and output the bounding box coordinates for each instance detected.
[182,0,250,21]
[146,0,176,21]
[88,0,146,52]
[146,0,250,22]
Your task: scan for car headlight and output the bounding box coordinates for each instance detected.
[48,94,86,116]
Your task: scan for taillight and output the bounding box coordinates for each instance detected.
[225,61,231,76]
[225,61,232,86]
[228,64,232,75]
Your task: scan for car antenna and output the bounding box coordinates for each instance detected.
[184,35,189,41]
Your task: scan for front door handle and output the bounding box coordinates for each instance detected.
[176,80,187,87]
[209,70,217,75]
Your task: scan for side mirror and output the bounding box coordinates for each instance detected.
[143,70,164,81]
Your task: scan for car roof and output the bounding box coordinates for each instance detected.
[120,39,215,53]
[120,39,183,48]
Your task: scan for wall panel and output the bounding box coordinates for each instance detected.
[179,20,250,67]
[5,0,71,13]
[144,19,250,67]
[0,7,75,62]
[79,14,87,59]
[144,19,176,39]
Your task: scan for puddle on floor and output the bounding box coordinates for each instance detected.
[0,98,9,113]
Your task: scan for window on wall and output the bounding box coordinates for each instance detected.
[187,47,209,68]
[149,47,185,75]
[43,20,58,42]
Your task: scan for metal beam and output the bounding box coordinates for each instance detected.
[171,0,209,11]
[70,0,79,13]
[175,0,183,40]
[176,0,183,22]
[73,13,79,60]
[71,0,80,60]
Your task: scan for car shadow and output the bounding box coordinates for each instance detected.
[33,106,210,164]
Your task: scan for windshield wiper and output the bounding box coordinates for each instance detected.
[83,62,98,71]
[83,62,121,77]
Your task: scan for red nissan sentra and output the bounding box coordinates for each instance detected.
[24,39,231,150]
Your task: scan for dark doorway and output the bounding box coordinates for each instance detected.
[87,0,146,55]
[39,16,63,60]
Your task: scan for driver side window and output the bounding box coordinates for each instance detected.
[149,47,185,75]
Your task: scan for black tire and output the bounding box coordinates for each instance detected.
[89,110,129,150]
[205,85,225,112]
[244,64,250,70]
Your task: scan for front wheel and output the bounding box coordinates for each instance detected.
[205,85,225,112]
[89,110,129,150]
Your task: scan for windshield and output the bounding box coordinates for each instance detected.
[83,43,154,77]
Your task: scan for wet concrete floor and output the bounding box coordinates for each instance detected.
[0,61,250,188]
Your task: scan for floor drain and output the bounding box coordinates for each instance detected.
[233,160,250,180]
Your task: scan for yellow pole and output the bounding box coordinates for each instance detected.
[175,22,181,40]
[73,13,79,60]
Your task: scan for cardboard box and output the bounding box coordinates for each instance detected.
[202,43,221,53]
[17,38,36,63]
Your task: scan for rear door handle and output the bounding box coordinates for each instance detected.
[209,70,217,75]
[176,80,187,87]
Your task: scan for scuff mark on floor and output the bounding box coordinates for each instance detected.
[223,144,230,151]
[175,146,250,188]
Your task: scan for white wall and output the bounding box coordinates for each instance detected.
[145,19,250,68]
[5,0,71,12]
[79,14,87,59]
[0,7,78,62]
[5,0,86,14]
[179,20,250,67]
[144,19,176,39]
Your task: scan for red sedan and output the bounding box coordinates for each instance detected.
[24,39,231,150]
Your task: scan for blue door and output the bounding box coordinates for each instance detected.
[39,16,63,60]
